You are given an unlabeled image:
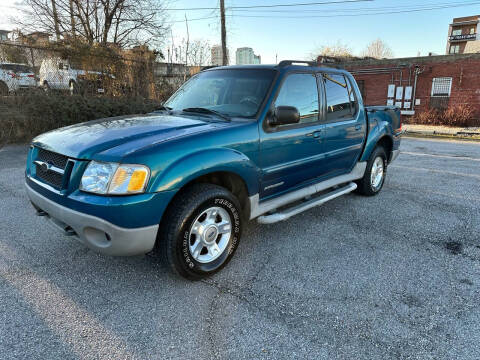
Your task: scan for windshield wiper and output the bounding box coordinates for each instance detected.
[154,105,172,112]
[182,107,231,121]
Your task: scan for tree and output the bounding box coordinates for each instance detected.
[16,0,170,47]
[168,38,211,66]
[187,39,211,66]
[312,41,353,60]
[0,44,29,63]
[362,39,394,59]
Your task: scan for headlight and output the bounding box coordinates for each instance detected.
[80,161,150,195]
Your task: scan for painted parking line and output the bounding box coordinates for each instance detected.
[401,151,480,162]
[390,164,480,179]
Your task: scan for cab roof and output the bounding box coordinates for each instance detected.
[203,60,347,75]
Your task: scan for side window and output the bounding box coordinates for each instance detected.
[275,73,319,125]
[323,73,353,121]
[346,78,358,115]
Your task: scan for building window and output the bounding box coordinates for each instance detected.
[431,77,453,97]
[470,27,476,34]
[452,29,462,36]
[449,44,460,54]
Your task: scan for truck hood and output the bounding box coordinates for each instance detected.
[32,113,224,159]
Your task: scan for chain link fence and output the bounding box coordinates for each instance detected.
[0,42,196,145]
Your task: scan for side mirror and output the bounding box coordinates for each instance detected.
[268,106,300,127]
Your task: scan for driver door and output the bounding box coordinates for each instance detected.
[259,72,327,199]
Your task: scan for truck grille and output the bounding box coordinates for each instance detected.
[34,148,70,189]
[36,164,64,188]
[37,148,69,169]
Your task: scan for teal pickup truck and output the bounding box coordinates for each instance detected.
[25,61,401,279]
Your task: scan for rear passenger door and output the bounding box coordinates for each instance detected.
[320,73,366,177]
[259,72,326,198]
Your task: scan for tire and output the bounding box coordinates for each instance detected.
[69,80,78,95]
[355,146,387,196]
[0,81,8,96]
[157,183,243,279]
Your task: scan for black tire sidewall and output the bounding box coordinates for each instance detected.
[172,192,242,277]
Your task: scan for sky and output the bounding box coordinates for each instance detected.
[1,0,480,63]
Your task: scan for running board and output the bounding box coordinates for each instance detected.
[249,162,366,220]
[257,182,357,224]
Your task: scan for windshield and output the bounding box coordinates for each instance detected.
[0,64,33,73]
[165,69,276,118]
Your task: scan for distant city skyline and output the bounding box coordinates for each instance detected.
[211,45,229,66]
[3,0,480,64]
[235,47,261,65]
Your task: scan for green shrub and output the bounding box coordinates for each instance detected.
[0,92,161,145]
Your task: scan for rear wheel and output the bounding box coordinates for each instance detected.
[355,146,387,196]
[157,183,243,279]
[0,81,8,96]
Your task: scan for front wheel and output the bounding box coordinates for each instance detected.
[69,80,78,95]
[158,184,243,279]
[42,81,50,92]
[355,146,387,196]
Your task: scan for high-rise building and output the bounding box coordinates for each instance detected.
[211,45,228,66]
[236,47,261,65]
[446,15,480,54]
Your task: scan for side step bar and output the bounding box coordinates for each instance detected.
[249,162,366,220]
[257,182,357,224]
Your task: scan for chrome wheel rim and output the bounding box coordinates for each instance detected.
[189,206,232,264]
[370,157,384,190]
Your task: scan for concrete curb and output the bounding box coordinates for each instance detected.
[403,130,480,141]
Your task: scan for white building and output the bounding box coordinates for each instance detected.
[211,45,229,66]
[0,30,10,42]
[236,47,261,65]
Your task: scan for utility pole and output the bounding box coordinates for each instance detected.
[220,0,228,65]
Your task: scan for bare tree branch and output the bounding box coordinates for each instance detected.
[14,0,170,48]
[361,38,394,59]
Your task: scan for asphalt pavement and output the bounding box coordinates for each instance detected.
[1,137,480,360]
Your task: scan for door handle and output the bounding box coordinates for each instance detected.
[355,124,362,131]
[307,131,321,138]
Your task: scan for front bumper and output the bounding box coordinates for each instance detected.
[26,183,159,256]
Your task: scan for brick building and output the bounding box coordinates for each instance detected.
[335,53,480,123]
[446,15,480,54]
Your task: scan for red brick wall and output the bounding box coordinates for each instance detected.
[451,23,477,35]
[343,55,480,122]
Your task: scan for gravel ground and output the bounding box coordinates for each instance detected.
[1,137,480,359]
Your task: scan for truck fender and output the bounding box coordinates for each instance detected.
[149,148,260,196]
[360,121,393,162]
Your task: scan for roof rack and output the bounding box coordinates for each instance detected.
[277,60,319,67]
[201,65,218,71]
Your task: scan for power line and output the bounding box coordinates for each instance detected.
[163,0,480,25]
[165,16,219,24]
[161,0,373,11]
[229,0,480,12]
[228,1,480,18]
